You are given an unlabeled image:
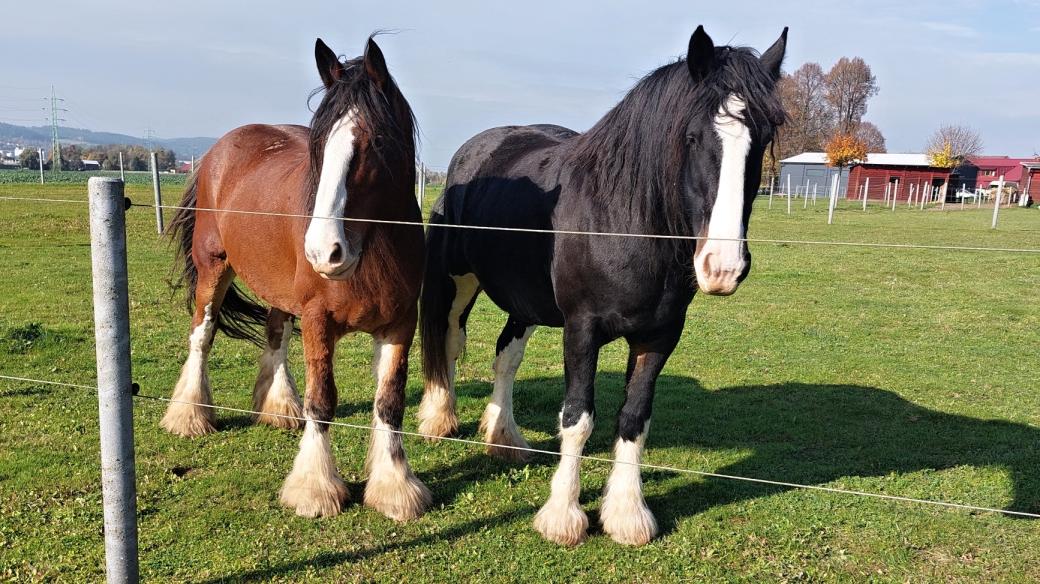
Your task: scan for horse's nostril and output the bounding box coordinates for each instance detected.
[329,243,343,264]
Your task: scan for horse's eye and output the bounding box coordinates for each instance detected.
[686,134,698,145]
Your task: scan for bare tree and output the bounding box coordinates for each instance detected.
[825,57,879,134]
[925,124,983,165]
[776,62,832,160]
[854,121,887,153]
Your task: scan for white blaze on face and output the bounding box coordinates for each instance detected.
[694,94,752,296]
[304,107,359,279]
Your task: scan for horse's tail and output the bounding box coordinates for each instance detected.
[419,215,455,393]
[166,172,268,347]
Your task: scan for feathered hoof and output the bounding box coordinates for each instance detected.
[254,391,304,430]
[600,497,658,546]
[479,407,531,462]
[417,410,459,441]
[533,500,589,547]
[279,470,349,518]
[364,470,432,522]
[160,401,216,437]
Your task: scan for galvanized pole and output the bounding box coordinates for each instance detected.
[150,152,163,234]
[88,177,140,584]
[119,152,125,181]
[38,149,45,184]
[1022,173,1032,208]
[862,177,870,211]
[768,176,774,209]
[991,174,1004,229]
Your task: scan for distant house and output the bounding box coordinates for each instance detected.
[81,159,102,171]
[778,152,957,201]
[175,162,192,174]
[959,156,1031,189]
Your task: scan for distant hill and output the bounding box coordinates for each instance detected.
[0,122,216,157]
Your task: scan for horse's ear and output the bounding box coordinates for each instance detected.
[364,37,390,90]
[687,25,716,82]
[315,38,344,89]
[760,27,788,82]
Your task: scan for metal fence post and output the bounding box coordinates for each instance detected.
[150,152,163,234]
[88,177,140,584]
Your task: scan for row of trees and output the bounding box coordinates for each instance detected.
[775,56,884,168]
[19,144,178,171]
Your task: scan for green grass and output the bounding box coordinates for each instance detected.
[0,168,188,186]
[1,181,1039,582]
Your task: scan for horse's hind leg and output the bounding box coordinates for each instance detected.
[160,259,234,437]
[417,273,480,438]
[480,317,536,461]
[252,308,303,429]
[365,314,432,521]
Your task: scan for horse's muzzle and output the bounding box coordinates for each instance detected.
[306,242,360,280]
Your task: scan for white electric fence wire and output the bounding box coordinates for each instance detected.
[3,195,1039,254]
[3,372,1038,520]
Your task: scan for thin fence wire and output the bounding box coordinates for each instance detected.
[3,195,1039,253]
[3,370,1039,520]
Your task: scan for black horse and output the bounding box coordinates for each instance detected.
[419,26,788,546]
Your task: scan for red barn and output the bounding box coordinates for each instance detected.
[1022,161,1040,203]
[844,153,954,201]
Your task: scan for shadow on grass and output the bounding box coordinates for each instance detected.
[202,373,1040,580]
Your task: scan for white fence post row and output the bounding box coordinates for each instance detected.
[87,177,140,584]
[827,173,839,225]
[150,152,163,235]
[992,174,1005,229]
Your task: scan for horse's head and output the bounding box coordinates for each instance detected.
[304,37,415,280]
[683,26,786,295]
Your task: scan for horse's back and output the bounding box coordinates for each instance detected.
[432,124,575,325]
[192,123,312,312]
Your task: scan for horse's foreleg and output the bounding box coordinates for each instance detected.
[480,318,536,461]
[365,318,432,521]
[253,308,303,429]
[418,273,480,438]
[600,331,678,545]
[279,310,347,518]
[161,261,233,437]
[533,320,602,546]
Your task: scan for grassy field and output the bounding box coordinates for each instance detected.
[1,181,1039,582]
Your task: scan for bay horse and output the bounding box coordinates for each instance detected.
[161,37,431,522]
[419,26,788,545]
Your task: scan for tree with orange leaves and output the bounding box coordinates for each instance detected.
[825,132,868,191]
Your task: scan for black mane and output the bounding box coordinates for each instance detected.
[307,43,416,199]
[567,45,785,237]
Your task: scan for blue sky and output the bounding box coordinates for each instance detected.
[2,0,1039,168]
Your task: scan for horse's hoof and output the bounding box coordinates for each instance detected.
[160,402,216,437]
[533,500,588,546]
[600,497,658,546]
[364,470,432,522]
